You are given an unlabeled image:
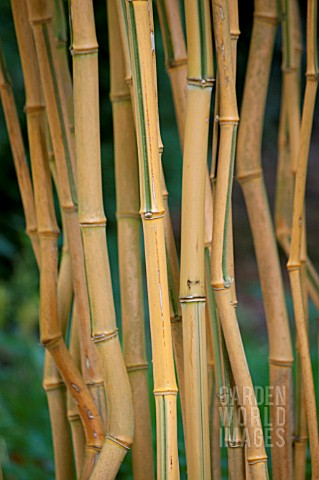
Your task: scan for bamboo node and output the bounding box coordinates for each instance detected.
[81,217,107,227]
[71,45,99,56]
[226,440,245,448]
[29,17,52,26]
[230,31,241,40]
[42,335,63,351]
[237,168,263,184]
[253,13,278,25]
[142,211,165,220]
[55,39,67,49]
[109,92,131,103]
[92,329,119,344]
[268,357,293,367]
[24,104,45,114]
[247,455,268,465]
[167,57,187,69]
[153,389,178,396]
[293,435,308,444]
[180,295,206,304]
[26,226,38,235]
[218,116,239,125]
[187,77,215,87]
[38,228,60,237]
[126,363,149,372]
[87,381,104,389]
[67,413,80,422]
[43,380,65,391]
[287,262,301,272]
[211,281,227,291]
[85,444,102,453]
[305,73,319,81]
[170,314,182,323]
[105,434,131,450]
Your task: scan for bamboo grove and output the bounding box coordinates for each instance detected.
[0,0,319,478]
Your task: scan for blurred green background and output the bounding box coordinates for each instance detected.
[0,0,318,478]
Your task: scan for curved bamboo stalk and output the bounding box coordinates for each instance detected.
[287,0,319,475]
[108,1,154,478]
[26,71,103,480]
[179,1,213,477]
[235,1,294,477]
[26,0,108,447]
[211,1,269,478]
[67,303,86,477]
[0,16,76,478]
[126,1,179,477]
[70,1,134,478]
[48,0,107,429]
[16,2,107,476]
[43,207,75,480]
[0,41,39,264]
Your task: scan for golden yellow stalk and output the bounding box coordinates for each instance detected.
[179,1,213,477]
[235,1,294,477]
[26,0,107,447]
[139,0,187,434]
[22,1,109,475]
[126,1,180,477]
[211,0,269,477]
[108,1,154,478]
[71,0,134,477]
[26,68,104,480]
[287,0,319,475]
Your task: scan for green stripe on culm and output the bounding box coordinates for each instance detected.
[128,3,152,212]
[222,125,237,286]
[43,24,78,207]
[157,0,174,65]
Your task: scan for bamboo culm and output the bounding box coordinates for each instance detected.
[126,1,180,477]
[108,1,154,478]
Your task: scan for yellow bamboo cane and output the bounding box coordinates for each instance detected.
[211,1,269,478]
[26,0,107,449]
[142,0,187,434]
[71,0,134,477]
[1,11,77,478]
[179,0,213,477]
[235,1,294,477]
[67,303,86,478]
[21,3,107,477]
[108,1,154,478]
[287,0,319,475]
[126,1,180,477]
